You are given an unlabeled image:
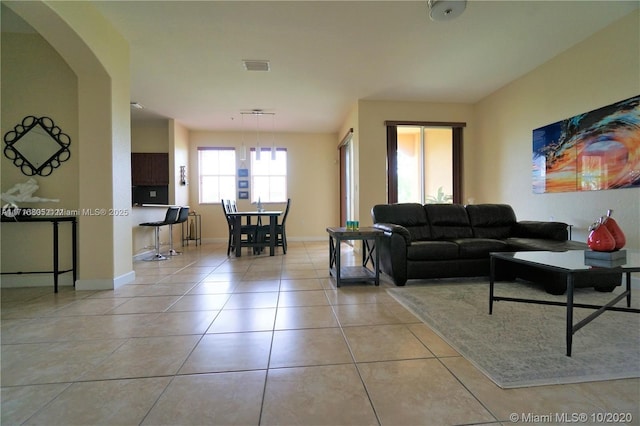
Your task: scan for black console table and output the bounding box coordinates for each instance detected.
[1,215,77,293]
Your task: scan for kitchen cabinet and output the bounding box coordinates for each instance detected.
[131,153,169,186]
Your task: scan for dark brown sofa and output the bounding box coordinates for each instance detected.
[371,203,621,294]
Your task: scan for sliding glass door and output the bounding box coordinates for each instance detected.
[386,121,465,204]
[339,129,354,227]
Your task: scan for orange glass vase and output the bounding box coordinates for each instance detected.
[602,209,626,250]
[587,220,616,252]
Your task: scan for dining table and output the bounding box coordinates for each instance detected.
[227,210,282,257]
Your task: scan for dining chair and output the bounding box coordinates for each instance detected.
[258,198,290,254]
[222,199,257,256]
[139,206,180,261]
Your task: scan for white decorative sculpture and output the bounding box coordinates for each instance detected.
[1,178,59,205]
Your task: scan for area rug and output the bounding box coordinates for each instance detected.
[387,280,640,388]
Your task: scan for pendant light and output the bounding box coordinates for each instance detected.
[254,110,261,160]
[271,113,277,161]
[239,113,247,161]
[240,109,275,161]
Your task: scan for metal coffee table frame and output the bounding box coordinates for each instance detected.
[489,250,640,356]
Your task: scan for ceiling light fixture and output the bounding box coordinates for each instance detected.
[242,60,270,72]
[240,110,276,161]
[427,0,466,21]
[270,114,277,161]
[240,114,247,162]
[254,110,262,161]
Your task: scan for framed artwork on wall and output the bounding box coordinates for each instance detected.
[532,95,640,193]
[238,191,249,199]
[238,180,249,189]
[238,168,249,177]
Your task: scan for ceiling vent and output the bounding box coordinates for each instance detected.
[243,60,270,72]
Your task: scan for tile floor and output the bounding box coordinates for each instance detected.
[1,241,638,425]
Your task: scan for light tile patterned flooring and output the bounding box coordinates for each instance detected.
[1,241,638,425]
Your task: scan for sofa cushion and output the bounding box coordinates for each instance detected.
[407,226,433,242]
[455,238,510,259]
[372,203,427,226]
[466,204,516,239]
[424,204,473,239]
[372,203,432,241]
[407,240,458,260]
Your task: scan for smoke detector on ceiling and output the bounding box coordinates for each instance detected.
[428,0,467,21]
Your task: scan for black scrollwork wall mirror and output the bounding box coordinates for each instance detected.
[3,116,71,176]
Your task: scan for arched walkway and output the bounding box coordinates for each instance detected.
[4,1,134,289]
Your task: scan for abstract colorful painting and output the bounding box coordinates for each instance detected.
[532,95,640,193]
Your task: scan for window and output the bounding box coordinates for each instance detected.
[250,148,287,203]
[198,147,236,203]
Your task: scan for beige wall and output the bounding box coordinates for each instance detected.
[1,32,79,286]
[189,130,339,241]
[170,120,190,249]
[345,10,638,251]
[472,10,640,248]
[4,0,133,290]
[131,121,169,152]
[355,100,475,226]
[130,119,192,257]
[4,4,637,277]
[130,120,169,255]
[170,120,190,207]
[44,0,133,286]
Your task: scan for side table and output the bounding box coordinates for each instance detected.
[182,212,201,246]
[326,226,383,287]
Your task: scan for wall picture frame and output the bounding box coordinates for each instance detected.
[238,168,249,177]
[238,191,249,199]
[532,95,640,193]
[238,180,249,189]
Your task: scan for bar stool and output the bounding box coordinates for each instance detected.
[140,207,180,261]
[167,206,189,256]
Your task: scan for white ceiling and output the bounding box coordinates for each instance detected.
[6,1,640,133]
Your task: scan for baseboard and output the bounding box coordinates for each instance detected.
[115,270,136,289]
[0,273,74,288]
[288,236,326,242]
[76,270,135,291]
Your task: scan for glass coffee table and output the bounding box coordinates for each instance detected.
[489,250,640,356]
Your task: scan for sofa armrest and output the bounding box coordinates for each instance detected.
[512,221,568,241]
[373,223,411,245]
